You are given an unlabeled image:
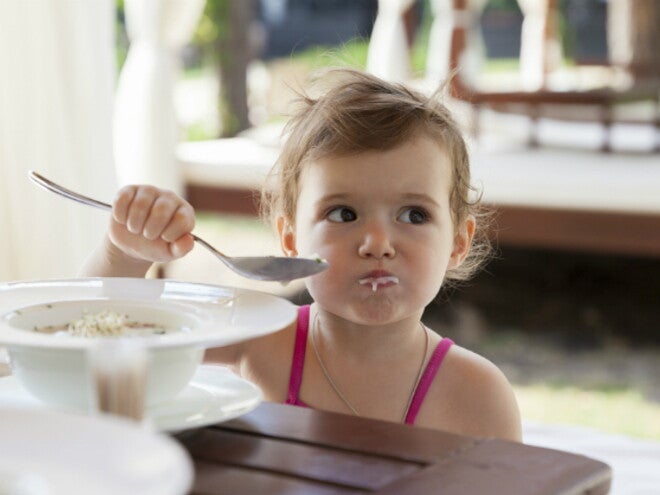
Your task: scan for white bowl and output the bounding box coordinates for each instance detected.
[0,278,297,411]
[4,299,204,409]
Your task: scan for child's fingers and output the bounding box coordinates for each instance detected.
[169,234,195,258]
[142,194,180,240]
[160,203,195,242]
[125,186,159,234]
[109,219,183,263]
[109,185,194,263]
[112,185,138,224]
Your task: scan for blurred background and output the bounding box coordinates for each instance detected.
[1,0,658,470]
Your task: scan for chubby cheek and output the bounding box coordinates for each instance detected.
[406,244,450,303]
[414,265,447,306]
[303,243,350,305]
[304,272,336,310]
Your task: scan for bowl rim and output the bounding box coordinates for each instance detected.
[0,277,297,350]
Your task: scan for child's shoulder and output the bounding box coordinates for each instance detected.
[443,343,509,389]
[420,338,521,441]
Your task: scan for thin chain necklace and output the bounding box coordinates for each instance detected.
[310,312,430,421]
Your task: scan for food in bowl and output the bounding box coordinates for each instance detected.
[9,302,194,338]
[3,300,204,410]
[34,309,175,337]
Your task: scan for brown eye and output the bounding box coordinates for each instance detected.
[327,207,357,222]
[399,207,428,224]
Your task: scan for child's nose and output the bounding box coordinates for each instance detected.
[358,223,395,259]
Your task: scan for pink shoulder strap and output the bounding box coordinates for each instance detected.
[285,305,310,405]
[404,338,454,425]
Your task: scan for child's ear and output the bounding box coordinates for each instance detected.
[448,216,475,269]
[276,216,298,257]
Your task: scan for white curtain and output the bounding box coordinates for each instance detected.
[462,0,488,86]
[114,0,206,194]
[0,0,117,282]
[425,0,454,84]
[366,0,417,83]
[517,0,550,90]
[426,0,487,86]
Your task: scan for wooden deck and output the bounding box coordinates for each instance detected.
[469,141,660,258]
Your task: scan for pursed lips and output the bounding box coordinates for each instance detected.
[358,270,399,292]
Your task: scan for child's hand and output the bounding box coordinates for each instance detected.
[108,185,195,263]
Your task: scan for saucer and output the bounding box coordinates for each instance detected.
[149,365,262,432]
[0,365,262,433]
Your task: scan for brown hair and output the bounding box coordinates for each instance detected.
[261,68,490,282]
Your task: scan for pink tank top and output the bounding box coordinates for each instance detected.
[284,305,454,425]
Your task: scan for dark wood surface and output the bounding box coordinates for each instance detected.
[179,402,611,495]
[185,184,260,217]
[490,204,660,258]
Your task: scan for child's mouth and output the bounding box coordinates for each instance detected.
[358,276,399,292]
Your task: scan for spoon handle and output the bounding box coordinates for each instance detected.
[28,170,328,281]
[29,170,205,244]
[29,171,112,211]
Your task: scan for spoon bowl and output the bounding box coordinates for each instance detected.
[28,171,328,282]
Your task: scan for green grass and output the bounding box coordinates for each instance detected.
[284,38,370,70]
[185,122,218,142]
[515,384,660,441]
[182,66,210,80]
[482,57,521,72]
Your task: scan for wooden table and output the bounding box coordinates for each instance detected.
[179,402,611,495]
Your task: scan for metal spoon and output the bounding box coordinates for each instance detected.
[28,171,328,281]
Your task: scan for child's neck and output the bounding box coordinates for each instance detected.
[312,305,425,360]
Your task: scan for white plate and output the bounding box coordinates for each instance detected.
[0,278,297,349]
[0,365,262,433]
[0,407,192,495]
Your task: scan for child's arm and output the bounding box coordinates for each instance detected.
[79,185,195,278]
[465,356,522,442]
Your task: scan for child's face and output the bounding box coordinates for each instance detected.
[279,135,474,325]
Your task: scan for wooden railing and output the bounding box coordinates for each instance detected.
[366,0,658,153]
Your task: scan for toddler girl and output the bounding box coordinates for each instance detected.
[81,69,521,441]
